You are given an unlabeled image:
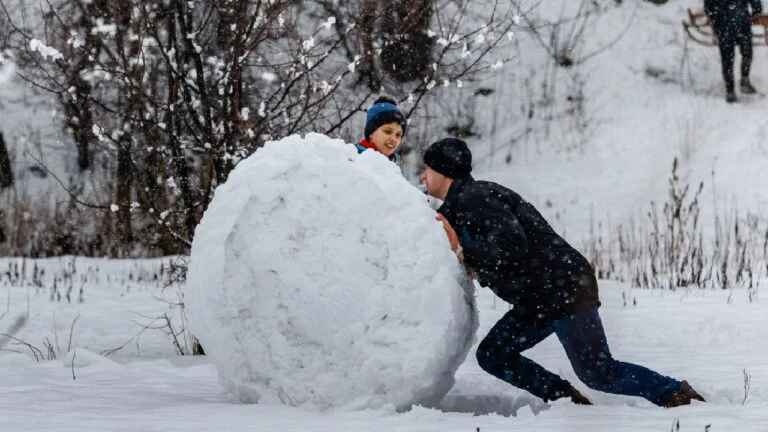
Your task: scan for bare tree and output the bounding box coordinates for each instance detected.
[1,0,522,256]
[57,0,104,172]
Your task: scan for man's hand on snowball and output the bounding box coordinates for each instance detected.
[436,213,479,280]
[436,213,458,249]
[436,213,465,263]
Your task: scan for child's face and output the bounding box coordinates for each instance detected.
[369,122,403,156]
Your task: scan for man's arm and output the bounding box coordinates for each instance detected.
[436,213,460,252]
[454,207,529,273]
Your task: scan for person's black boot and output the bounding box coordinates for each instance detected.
[549,384,592,405]
[569,387,592,405]
[726,90,738,103]
[740,77,757,94]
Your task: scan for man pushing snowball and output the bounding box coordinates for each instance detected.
[420,137,705,408]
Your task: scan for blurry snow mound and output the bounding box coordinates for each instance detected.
[0,57,15,86]
[61,348,121,369]
[186,133,477,411]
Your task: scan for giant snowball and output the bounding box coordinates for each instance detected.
[186,133,478,411]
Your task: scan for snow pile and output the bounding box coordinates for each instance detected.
[0,55,14,86]
[185,133,478,411]
[61,349,121,369]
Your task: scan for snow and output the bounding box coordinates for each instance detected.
[2,258,768,430]
[2,0,768,430]
[29,39,63,61]
[0,58,14,86]
[470,1,768,239]
[186,133,478,410]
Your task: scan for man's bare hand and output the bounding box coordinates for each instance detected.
[436,213,460,252]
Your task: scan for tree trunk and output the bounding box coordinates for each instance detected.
[358,0,381,91]
[0,210,5,244]
[140,65,167,225]
[113,0,143,252]
[380,0,434,82]
[62,74,95,172]
[174,0,216,196]
[59,2,103,172]
[115,140,133,250]
[166,6,198,245]
[216,0,249,184]
[0,132,12,189]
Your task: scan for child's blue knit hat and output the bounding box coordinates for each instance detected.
[364,96,407,139]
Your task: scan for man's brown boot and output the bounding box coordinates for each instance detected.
[663,380,705,408]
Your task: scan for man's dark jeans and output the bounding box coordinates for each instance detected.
[713,16,754,92]
[476,307,681,406]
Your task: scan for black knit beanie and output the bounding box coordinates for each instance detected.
[423,138,472,179]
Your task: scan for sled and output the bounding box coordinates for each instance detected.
[682,8,768,46]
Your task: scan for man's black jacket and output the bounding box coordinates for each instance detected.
[438,176,599,322]
[704,0,762,25]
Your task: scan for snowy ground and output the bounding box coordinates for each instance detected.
[2,1,768,430]
[475,1,768,238]
[1,257,766,431]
